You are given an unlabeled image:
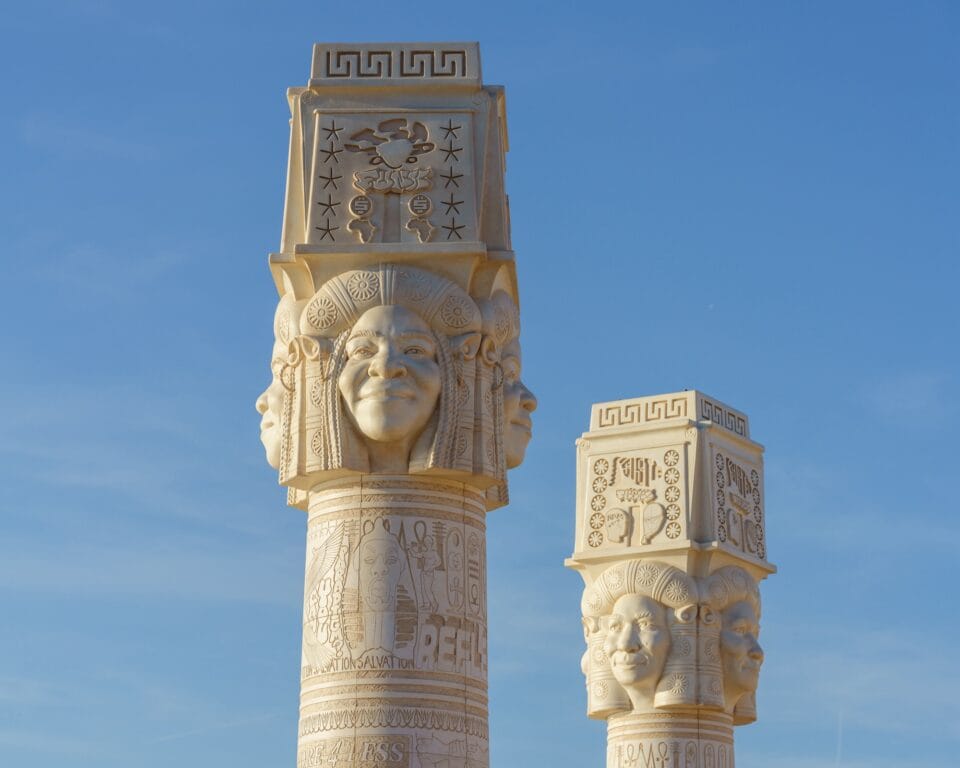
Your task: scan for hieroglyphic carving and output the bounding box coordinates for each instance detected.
[298,736,410,768]
[301,508,488,680]
[584,449,686,549]
[712,449,764,559]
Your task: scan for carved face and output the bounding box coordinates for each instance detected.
[256,298,301,469]
[720,600,763,705]
[359,535,405,609]
[603,594,670,691]
[501,338,536,468]
[338,305,442,445]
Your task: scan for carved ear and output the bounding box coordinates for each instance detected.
[298,335,333,362]
[479,336,498,366]
[451,332,481,361]
[287,335,332,365]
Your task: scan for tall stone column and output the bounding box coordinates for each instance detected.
[254,44,535,768]
[566,392,775,768]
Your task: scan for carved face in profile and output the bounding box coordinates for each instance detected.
[720,600,763,706]
[256,296,302,469]
[603,594,670,700]
[359,533,405,610]
[338,305,442,446]
[501,338,536,468]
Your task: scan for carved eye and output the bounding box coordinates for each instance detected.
[404,345,426,356]
[350,345,375,359]
[406,156,418,164]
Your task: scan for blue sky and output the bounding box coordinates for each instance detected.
[1,2,957,766]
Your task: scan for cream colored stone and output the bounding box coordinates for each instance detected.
[258,42,528,768]
[567,391,775,767]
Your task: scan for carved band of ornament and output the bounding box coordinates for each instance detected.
[596,398,689,429]
[607,721,734,740]
[299,707,488,738]
[320,48,471,80]
[309,486,487,509]
[699,398,747,437]
[309,495,487,517]
[300,668,486,688]
[303,684,480,702]
[307,506,487,529]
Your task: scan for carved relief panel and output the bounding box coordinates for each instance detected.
[302,507,488,682]
[301,111,478,246]
[710,444,765,561]
[572,391,769,569]
[580,446,690,552]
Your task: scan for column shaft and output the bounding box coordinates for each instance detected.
[297,477,488,768]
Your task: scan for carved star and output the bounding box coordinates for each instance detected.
[318,168,342,189]
[441,119,461,139]
[317,194,340,216]
[442,217,465,241]
[315,218,339,241]
[442,193,463,215]
[440,140,462,163]
[323,120,343,141]
[320,141,342,164]
[440,166,463,188]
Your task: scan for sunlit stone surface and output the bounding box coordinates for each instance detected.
[256,42,532,767]
[567,391,775,768]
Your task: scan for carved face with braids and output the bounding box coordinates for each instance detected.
[300,265,482,475]
[256,293,306,469]
[480,289,537,469]
[338,305,442,472]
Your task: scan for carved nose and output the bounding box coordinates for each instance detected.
[748,639,764,662]
[617,624,641,652]
[255,390,269,415]
[370,347,406,378]
[519,383,537,413]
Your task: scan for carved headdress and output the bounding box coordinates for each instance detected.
[279,264,495,483]
[581,561,700,717]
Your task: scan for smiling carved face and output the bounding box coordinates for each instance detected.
[338,305,441,445]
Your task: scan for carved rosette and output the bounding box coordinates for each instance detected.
[567,392,775,768]
[256,43,530,768]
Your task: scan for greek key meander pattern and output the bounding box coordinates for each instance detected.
[698,398,747,438]
[592,395,749,438]
[596,398,689,429]
[319,48,471,79]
